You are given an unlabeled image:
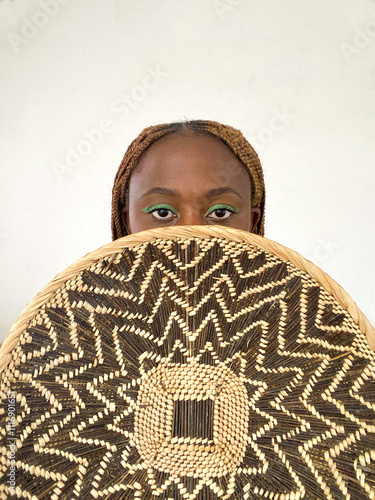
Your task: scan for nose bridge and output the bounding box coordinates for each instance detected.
[178,207,206,226]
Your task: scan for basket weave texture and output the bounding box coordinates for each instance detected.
[0,225,374,500]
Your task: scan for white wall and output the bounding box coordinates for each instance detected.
[0,0,374,342]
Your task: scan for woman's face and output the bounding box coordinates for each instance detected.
[122,132,260,234]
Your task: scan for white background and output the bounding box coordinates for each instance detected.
[0,0,374,342]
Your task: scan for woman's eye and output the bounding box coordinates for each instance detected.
[152,208,175,219]
[206,204,239,220]
[210,208,231,219]
[142,204,178,220]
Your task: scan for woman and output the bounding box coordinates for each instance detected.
[111,119,266,239]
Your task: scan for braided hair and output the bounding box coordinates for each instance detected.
[111,120,266,240]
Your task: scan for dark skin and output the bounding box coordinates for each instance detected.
[121,132,261,234]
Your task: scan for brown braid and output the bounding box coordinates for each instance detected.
[111,120,266,240]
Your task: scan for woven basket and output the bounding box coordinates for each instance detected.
[0,225,374,500]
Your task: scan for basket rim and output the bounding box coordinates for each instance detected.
[1,225,374,375]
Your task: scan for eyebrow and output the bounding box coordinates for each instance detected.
[140,186,243,200]
[205,187,242,199]
[140,187,178,199]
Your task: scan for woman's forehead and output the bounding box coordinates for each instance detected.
[131,131,251,188]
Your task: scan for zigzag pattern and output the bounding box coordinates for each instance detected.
[0,237,374,499]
